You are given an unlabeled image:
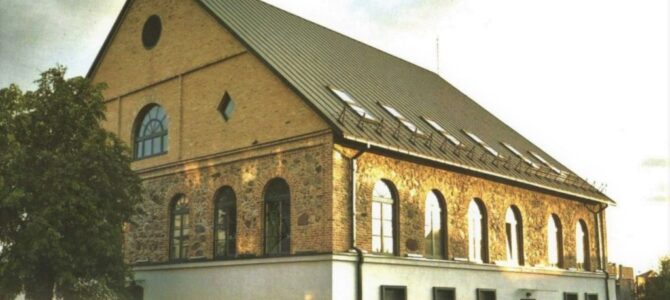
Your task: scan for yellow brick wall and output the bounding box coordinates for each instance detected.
[91,0,245,99]
[90,0,329,170]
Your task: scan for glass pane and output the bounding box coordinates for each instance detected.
[382,287,406,300]
[162,135,168,152]
[372,219,381,236]
[432,230,441,255]
[373,181,392,199]
[143,140,151,157]
[383,237,393,253]
[372,236,381,253]
[382,203,393,221]
[372,202,381,219]
[435,289,455,300]
[383,220,393,237]
[152,137,160,154]
[424,234,434,257]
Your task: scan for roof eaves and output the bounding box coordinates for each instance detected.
[342,134,616,206]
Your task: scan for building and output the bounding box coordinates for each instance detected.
[635,270,658,300]
[614,265,635,300]
[88,0,617,299]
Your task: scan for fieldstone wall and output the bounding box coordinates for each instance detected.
[336,147,604,271]
[125,135,333,263]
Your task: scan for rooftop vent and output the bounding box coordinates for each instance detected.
[329,87,377,121]
[380,104,424,135]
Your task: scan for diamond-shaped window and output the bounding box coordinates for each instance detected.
[218,92,235,121]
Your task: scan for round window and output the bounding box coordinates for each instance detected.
[142,15,162,49]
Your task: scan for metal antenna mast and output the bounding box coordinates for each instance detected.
[436,37,440,75]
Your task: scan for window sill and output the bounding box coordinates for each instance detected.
[133,151,168,162]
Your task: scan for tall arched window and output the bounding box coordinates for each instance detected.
[134,104,168,159]
[576,219,591,270]
[372,180,396,255]
[214,187,236,259]
[468,199,488,263]
[548,214,564,268]
[170,194,189,261]
[264,178,290,255]
[505,206,524,265]
[424,190,445,259]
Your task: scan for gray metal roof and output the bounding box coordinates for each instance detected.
[197,0,613,204]
[82,0,608,204]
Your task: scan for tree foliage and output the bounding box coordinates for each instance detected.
[642,256,670,300]
[0,67,143,299]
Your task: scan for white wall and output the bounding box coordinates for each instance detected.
[347,255,616,300]
[133,254,616,300]
[134,256,333,300]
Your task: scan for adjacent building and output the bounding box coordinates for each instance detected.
[88,0,617,299]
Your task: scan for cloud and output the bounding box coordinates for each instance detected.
[0,0,125,89]
[642,158,669,168]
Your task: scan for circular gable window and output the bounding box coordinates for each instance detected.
[142,15,162,49]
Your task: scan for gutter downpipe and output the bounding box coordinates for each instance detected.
[584,202,610,300]
[350,144,369,300]
[599,204,610,300]
[588,202,610,300]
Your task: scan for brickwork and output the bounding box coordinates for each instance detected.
[125,135,333,263]
[91,0,246,99]
[337,147,602,270]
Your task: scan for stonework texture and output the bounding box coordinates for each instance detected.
[125,135,334,263]
[337,147,603,270]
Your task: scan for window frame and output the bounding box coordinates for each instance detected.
[476,288,496,300]
[263,178,291,256]
[169,194,189,262]
[468,199,489,263]
[134,104,168,160]
[372,180,398,255]
[213,186,237,259]
[584,293,599,300]
[424,190,446,259]
[563,292,578,300]
[548,214,564,268]
[380,285,407,300]
[576,219,591,271]
[433,287,456,300]
[504,205,524,266]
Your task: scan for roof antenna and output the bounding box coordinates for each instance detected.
[436,37,440,75]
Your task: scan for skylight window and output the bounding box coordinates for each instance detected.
[502,143,539,169]
[529,151,562,174]
[380,104,424,135]
[329,87,377,121]
[463,130,500,157]
[422,116,461,146]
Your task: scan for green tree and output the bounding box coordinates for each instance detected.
[0,67,143,300]
[643,256,670,300]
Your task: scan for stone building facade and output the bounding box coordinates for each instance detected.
[89,0,616,299]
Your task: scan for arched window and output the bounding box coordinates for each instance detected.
[424,190,445,259]
[134,104,168,159]
[214,187,236,258]
[548,214,564,267]
[170,194,189,261]
[372,180,396,255]
[576,219,591,270]
[264,178,290,255]
[468,199,488,263]
[505,206,524,265]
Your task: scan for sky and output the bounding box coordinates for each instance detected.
[0,0,668,273]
